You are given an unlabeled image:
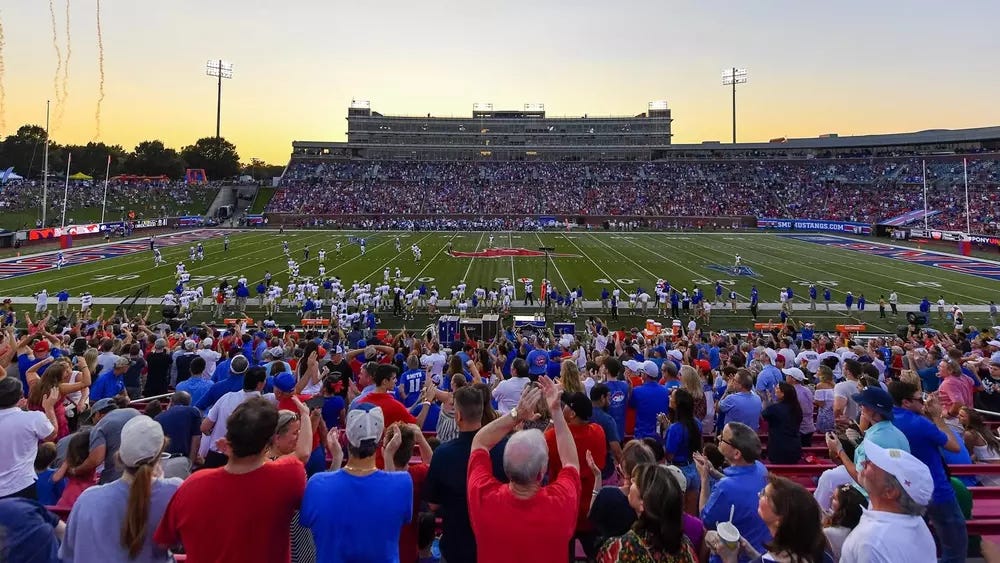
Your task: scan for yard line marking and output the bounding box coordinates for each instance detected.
[404,234,456,291]
[761,235,994,302]
[359,232,437,285]
[558,233,624,292]
[640,234,892,333]
[0,230,240,292]
[460,232,487,284]
[103,231,381,298]
[509,231,517,301]
[534,232,571,293]
[585,232,708,289]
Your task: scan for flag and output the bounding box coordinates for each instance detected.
[0,167,12,184]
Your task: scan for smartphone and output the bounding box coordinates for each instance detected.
[305,395,325,410]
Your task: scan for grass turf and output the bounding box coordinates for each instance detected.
[2,230,998,333]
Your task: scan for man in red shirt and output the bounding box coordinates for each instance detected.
[358,364,417,429]
[545,390,606,548]
[467,376,580,563]
[155,397,306,562]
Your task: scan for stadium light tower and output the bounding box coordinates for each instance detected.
[722,67,748,144]
[206,60,234,138]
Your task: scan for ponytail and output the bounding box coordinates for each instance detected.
[121,459,155,559]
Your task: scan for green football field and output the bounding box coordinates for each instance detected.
[2,229,999,333]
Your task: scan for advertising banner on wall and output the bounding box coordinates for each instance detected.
[756,218,872,235]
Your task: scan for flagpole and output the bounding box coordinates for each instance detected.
[61,154,72,229]
[101,155,111,224]
[964,158,971,235]
[42,101,50,227]
[922,160,928,230]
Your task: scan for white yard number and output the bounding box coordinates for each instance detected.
[92,274,139,281]
[792,279,839,287]
[494,277,510,284]
[896,281,941,288]
[594,278,637,285]
[693,279,736,286]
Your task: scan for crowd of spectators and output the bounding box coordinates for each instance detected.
[270,157,1000,233]
[2,302,1000,561]
[0,179,220,229]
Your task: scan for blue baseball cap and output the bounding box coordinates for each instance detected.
[852,387,894,420]
[274,371,297,393]
[527,349,548,375]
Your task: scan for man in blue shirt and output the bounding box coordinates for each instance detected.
[602,358,630,440]
[397,356,426,409]
[17,340,62,391]
[196,355,249,411]
[627,360,669,439]
[590,383,623,482]
[155,391,202,458]
[176,357,213,408]
[888,380,966,563]
[694,422,771,563]
[718,370,763,432]
[90,356,130,402]
[753,351,783,404]
[301,405,412,562]
[56,290,70,316]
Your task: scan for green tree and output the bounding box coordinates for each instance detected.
[241,158,285,182]
[181,137,240,180]
[0,124,52,179]
[61,142,129,178]
[125,140,187,178]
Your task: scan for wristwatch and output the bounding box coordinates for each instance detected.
[509,407,518,421]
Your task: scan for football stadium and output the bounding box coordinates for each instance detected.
[1,3,1000,562]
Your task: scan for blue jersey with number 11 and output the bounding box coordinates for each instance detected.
[400,369,426,408]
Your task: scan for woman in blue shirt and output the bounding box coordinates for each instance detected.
[663,389,703,514]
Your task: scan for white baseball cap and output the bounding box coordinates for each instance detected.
[641,360,660,379]
[119,415,164,467]
[781,367,806,381]
[623,359,644,374]
[987,340,1000,348]
[667,349,684,361]
[346,405,384,448]
[863,440,933,506]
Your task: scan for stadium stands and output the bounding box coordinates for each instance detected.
[269,156,1000,232]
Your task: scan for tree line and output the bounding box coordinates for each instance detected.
[0,125,284,182]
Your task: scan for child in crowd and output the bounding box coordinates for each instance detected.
[34,442,64,506]
[417,512,440,563]
[54,431,97,509]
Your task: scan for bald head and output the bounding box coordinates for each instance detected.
[503,428,549,485]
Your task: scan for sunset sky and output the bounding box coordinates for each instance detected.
[2,0,998,164]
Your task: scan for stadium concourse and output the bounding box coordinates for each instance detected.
[2,228,1000,561]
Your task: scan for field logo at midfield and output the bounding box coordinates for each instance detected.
[706,264,758,277]
[449,248,580,259]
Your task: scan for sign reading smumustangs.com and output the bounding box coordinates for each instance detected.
[756,218,872,235]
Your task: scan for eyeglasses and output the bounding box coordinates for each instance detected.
[718,437,734,447]
[908,395,925,403]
